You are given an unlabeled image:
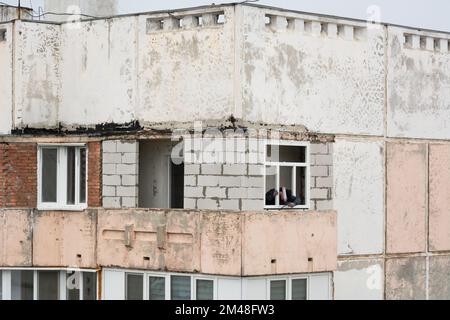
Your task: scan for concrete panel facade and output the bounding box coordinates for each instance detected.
[334,140,384,255]
[385,257,426,300]
[387,26,450,139]
[0,23,12,134]
[429,144,450,252]
[386,143,427,254]
[429,255,450,300]
[334,259,384,300]
[0,209,32,267]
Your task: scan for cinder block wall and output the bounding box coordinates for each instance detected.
[184,140,333,211]
[102,140,139,208]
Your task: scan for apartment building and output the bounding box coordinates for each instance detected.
[0,1,450,300]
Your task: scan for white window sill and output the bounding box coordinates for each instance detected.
[37,204,88,212]
[264,206,310,210]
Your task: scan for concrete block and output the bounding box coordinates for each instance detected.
[228,187,247,199]
[310,166,328,177]
[305,21,321,36]
[247,188,264,199]
[117,141,138,153]
[183,15,198,28]
[223,164,247,175]
[102,141,117,153]
[185,164,200,175]
[429,144,450,251]
[310,188,329,200]
[163,17,179,31]
[102,186,116,197]
[103,175,121,186]
[287,18,304,32]
[205,187,226,198]
[219,176,242,187]
[219,200,240,211]
[315,154,333,166]
[122,197,137,208]
[316,200,333,210]
[270,15,287,32]
[241,176,264,188]
[334,259,384,300]
[116,186,137,197]
[242,199,263,211]
[425,37,434,51]
[316,177,333,188]
[387,143,427,254]
[248,164,264,176]
[325,23,338,38]
[429,255,450,300]
[184,198,196,209]
[116,164,137,175]
[439,39,448,53]
[103,197,121,208]
[198,175,219,187]
[103,153,122,164]
[310,143,328,154]
[103,164,116,175]
[121,153,138,164]
[411,34,420,49]
[184,186,204,198]
[340,25,354,41]
[185,175,197,186]
[197,199,219,210]
[121,175,137,186]
[385,257,426,300]
[201,164,222,175]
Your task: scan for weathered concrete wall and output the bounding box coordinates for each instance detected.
[0,209,32,267]
[334,140,384,255]
[242,211,337,275]
[13,21,60,129]
[44,0,118,21]
[385,257,426,300]
[429,255,450,300]
[334,259,384,300]
[386,143,427,254]
[387,26,450,139]
[0,23,12,134]
[429,144,450,252]
[239,6,385,135]
[0,5,32,22]
[32,211,97,268]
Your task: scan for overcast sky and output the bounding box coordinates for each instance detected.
[4,0,450,32]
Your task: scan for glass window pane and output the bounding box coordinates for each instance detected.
[270,280,286,300]
[171,276,191,300]
[11,270,34,300]
[67,147,76,205]
[265,166,277,206]
[126,274,143,300]
[38,271,59,300]
[83,272,97,300]
[41,148,58,203]
[292,279,307,300]
[66,271,80,300]
[149,277,165,300]
[196,280,214,300]
[267,145,306,163]
[296,167,306,206]
[0,271,2,300]
[79,148,87,204]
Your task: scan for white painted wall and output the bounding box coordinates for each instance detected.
[333,139,385,255]
[334,259,384,300]
[0,23,12,134]
[387,26,450,140]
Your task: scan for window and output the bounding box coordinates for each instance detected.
[0,29,6,42]
[270,280,287,300]
[67,271,97,300]
[0,271,2,300]
[11,270,34,300]
[149,276,166,300]
[265,142,310,209]
[126,273,144,300]
[38,145,87,210]
[38,271,59,300]
[268,277,309,300]
[171,276,191,300]
[196,279,214,300]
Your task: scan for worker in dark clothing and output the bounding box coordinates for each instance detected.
[265,187,302,207]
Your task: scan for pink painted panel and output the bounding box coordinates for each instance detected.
[33,211,97,268]
[0,209,32,267]
[386,143,427,254]
[429,144,450,251]
[242,211,337,276]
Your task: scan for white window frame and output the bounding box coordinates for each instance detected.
[37,144,88,211]
[0,268,98,301]
[266,275,309,301]
[264,140,310,210]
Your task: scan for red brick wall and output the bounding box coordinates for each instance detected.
[88,142,102,207]
[0,142,102,209]
[0,143,37,208]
